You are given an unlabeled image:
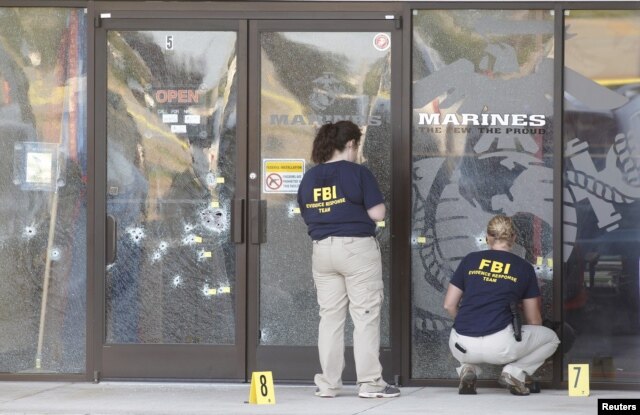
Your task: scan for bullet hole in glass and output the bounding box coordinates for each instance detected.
[24,226,37,238]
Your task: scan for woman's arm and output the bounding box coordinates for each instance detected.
[367,203,386,221]
[522,297,543,325]
[443,283,464,319]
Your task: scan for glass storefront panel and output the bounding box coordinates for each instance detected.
[0,8,87,373]
[106,30,237,345]
[259,31,392,346]
[411,10,555,379]
[563,10,640,383]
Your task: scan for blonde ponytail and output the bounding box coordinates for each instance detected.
[487,215,516,246]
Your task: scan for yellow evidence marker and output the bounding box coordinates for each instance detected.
[568,364,590,396]
[249,371,276,404]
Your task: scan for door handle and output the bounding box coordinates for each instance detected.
[232,198,245,244]
[249,199,266,244]
[106,215,117,264]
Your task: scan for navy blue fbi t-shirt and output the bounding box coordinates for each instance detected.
[450,250,540,337]
[297,160,384,240]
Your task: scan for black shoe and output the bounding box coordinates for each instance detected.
[525,375,541,393]
[458,366,477,395]
[498,372,530,396]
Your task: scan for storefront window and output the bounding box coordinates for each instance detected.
[411,9,555,379]
[563,10,640,383]
[0,8,87,373]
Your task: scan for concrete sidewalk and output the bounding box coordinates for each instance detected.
[0,381,635,414]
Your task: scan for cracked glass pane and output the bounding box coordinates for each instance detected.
[411,10,555,380]
[0,7,87,373]
[563,10,640,384]
[106,30,237,344]
[259,32,392,346]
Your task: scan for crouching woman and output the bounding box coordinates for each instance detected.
[443,215,560,396]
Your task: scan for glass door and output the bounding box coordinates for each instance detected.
[248,19,400,381]
[95,19,246,379]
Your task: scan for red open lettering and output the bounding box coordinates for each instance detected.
[154,89,200,104]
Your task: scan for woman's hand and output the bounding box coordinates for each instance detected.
[443,284,464,319]
[367,203,386,221]
[522,297,543,325]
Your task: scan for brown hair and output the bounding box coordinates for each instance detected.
[311,121,362,164]
[487,215,516,246]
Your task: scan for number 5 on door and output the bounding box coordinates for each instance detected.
[249,371,276,404]
[568,364,590,396]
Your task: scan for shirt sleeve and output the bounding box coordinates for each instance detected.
[522,264,541,299]
[449,256,467,291]
[297,173,310,217]
[361,167,384,209]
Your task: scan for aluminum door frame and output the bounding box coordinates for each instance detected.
[93,17,248,380]
[247,18,403,382]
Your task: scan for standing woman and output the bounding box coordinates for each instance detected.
[297,121,400,399]
[443,215,560,395]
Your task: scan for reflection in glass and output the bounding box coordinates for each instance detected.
[260,32,392,346]
[0,8,87,373]
[106,31,237,344]
[563,10,640,383]
[411,10,555,379]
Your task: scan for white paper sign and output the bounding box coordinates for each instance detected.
[184,114,201,124]
[171,124,187,133]
[26,152,53,184]
[263,159,305,194]
[162,113,178,123]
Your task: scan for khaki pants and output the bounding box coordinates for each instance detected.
[312,236,387,394]
[449,324,560,382]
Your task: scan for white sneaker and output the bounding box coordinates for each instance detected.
[358,385,401,398]
[314,388,336,398]
[498,372,530,396]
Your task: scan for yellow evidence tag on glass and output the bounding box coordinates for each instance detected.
[417,236,427,244]
[376,221,385,228]
[216,177,225,184]
[211,201,219,208]
[194,236,202,243]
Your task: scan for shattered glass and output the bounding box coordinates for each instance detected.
[411,10,555,380]
[259,32,393,346]
[0,8,87,373]
[106,31,237,345]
